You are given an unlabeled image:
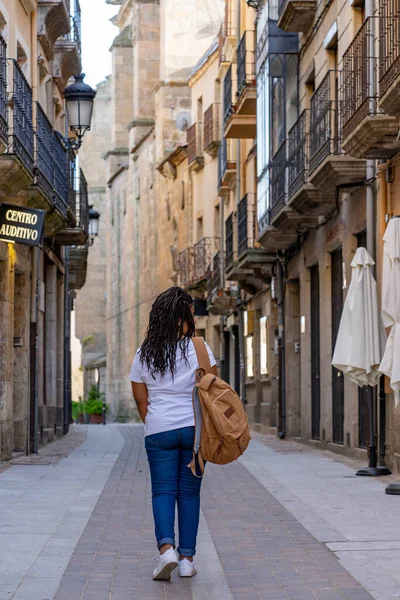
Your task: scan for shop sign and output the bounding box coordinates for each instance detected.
[0,204,45,247]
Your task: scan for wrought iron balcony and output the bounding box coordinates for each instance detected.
[237,31,256,102]
[218,138,236,193]
[223,65,234,127]
[270,141,287,222]
[53,130,69,215]
[179,247,195,289]
[56,159,88,245]
[379,0,400,116]
[187,123,204,171]
[225,213,235,271]
[204,104,221,157]
[193,237,220,285]
[341,18,399,158]
[206,250,238,316]
[238,194,255,258]
[0,34,7,151]
[11,61,34,174]
[288,110,309,199]
[309,70,366,200]
[278,0,317,33]
[36,103,55,201]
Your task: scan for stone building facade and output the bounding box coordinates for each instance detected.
[0,0,91,460]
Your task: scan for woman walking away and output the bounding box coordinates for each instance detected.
[130,287,217,581]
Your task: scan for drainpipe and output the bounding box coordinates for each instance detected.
[219,195,226,379]
[63,248,71,434]
[277,256,286,439]
[236,0,247,405]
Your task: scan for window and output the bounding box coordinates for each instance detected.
[197,216,203,241]
[260,316,269,375]
[246,336,254,378]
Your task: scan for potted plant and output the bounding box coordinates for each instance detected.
[84,386,106,424]
[72,399,85,424]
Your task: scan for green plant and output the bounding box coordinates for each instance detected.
[84,385,107,416]
[72,399,85,420]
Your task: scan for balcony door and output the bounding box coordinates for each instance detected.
[331,247,344,444]
[310,264,321,440]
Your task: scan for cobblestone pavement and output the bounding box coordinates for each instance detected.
[1,425,399,600]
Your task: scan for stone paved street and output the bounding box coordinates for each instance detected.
[0,425,399,600]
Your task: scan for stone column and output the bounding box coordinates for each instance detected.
[13,271,30,452]
[45,263,57,438]
[0,244,15,460]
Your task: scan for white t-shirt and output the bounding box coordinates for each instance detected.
[129,339,217,437]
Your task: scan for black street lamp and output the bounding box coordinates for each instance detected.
[63,73,97,150]
[88,205,100,246]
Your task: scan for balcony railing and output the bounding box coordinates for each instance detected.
[53,131,68,213]
[60,0,81,54]
[193,237,220,283]
[36,103,54,198]
[76,169,88,232]
[204,103,220,154]
[226,213,235,269]
[341,18,377,140]
[11,61,34,172]
[288,110,308,198]
[218,137,236,188]
[309,71,341,174]
[223,65,234,126]
[237,31,256,97]
[238,194,256,257]
[68,151,76,214]
[0,34,7,146]
[179,247,194,289]
[379,1,400,100]
[270,141,287,221]
[187,122,203,167]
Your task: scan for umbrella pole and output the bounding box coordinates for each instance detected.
[356,387,391,476]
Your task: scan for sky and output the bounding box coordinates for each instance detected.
[79,0,118,88]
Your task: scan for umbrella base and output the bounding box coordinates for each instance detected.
[356,466,392,477]
[385,483,400,495]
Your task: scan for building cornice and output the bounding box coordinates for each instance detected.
[103,148,129,160]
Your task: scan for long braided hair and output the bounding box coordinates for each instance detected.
[139,287,195,378]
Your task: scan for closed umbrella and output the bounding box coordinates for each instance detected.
[379,217,400,407]
[332,247,386,387]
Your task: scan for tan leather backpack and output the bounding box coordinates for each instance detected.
[188,337,251,477]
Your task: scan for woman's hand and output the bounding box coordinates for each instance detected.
[131,382,149,423]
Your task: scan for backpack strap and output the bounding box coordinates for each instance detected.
[192,337,212,374]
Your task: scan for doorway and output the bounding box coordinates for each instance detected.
[310,265,321,440]
[331,247,344,444]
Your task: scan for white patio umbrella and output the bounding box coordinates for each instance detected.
[332,247,386,387]
[379,217,400,407]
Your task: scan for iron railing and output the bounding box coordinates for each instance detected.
[237,31,256,97]
[218,138,236,189]
[223,65,234,125]
[211,251,223,293]
[179,247,195,289]
[68,151,76,214]
[309,71,341,173]
[379,1,400,99]
[238,194,256,257]
[0,34,7,145]
[187,122,203,165]
[270,141,287,221]
[11,60,34,172]
[204,104,220,151]
[35,103,54,198]
[53,131,68,213]
[288,110,309,198]
[77,169,88,232]
[60,0,81,54]
[341,18,377,140]
[226,213,235,269]
[193,237,220,283]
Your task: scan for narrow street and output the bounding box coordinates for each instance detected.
[1,426,399,600]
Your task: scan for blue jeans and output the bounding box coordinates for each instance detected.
[145,426,203,557]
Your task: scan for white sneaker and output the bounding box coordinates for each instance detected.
[152,547,178,580]
[179,558,197,577]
